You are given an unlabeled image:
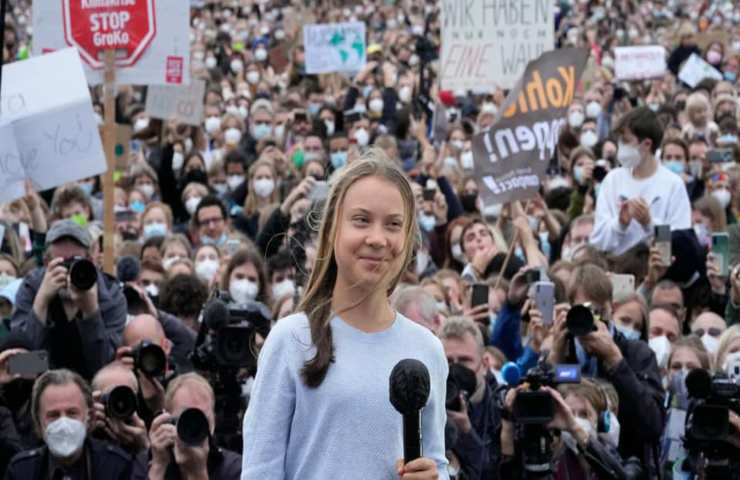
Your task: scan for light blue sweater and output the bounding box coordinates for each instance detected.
[241,311,450,480]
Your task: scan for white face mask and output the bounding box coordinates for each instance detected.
[185,196,202,216]
[604,411,621,448]
[272,279,296,299]
[254,48,268,62]
[253,178,275,198]
[450,139,465,151]
[369,98,384,113]
[230,59,244,73]
[227,175,245,191]
[354,128,370,147]
[617,142,642,169]
[195,258,220,283]
[399,85,413,103]
[230,279,259,304]
[45,416,87,459]
[133,117,150,133]
[224,127,243,145]
[415,250,430,276]
[162,256,183,271]
[460,151,474,170]
[711,188,732,209]
[700,333,720,355]
[144,283,159,298]
[649,335,671,369]
[205,56,217,69]
[586,101,602,119]
[172,152,185,171]
[568,110,585,128]
[205,116,222,135]
[138,184,155,199]
[246,70,260,84]
[451,243,465,262]
[324,119,335,136]
[580,130,598,148]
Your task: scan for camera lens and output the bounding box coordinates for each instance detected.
[134,342,167,377]
[104,385,137,419]
[446,363,477,411]
[69,258,97,291]
[215,325,253,367]
[566,305,596,337]
[177,408,210,446]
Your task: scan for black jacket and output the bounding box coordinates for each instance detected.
[4,439,132,480]
[10,268,126,380]
[131,444,242,479]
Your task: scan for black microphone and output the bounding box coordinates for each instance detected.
[117,256,140,283]
[389,358,431,463]
[201,298,230,331]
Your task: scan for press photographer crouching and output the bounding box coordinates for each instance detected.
[5,369,133,479]
[498,366,641,479]
[10,220,126,379]
[131,372,241,480]
[547,264,665,474]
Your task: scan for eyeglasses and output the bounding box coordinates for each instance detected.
[199,217,224,226]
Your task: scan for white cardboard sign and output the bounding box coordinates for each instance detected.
[678,53,723,88]
[0,49,107,202]
[32,0,190,86]
[303,22,367,74]
[614,46,667,80]
[440,0,555,91]
[145,80,206,126]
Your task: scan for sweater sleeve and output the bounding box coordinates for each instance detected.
[589,175,651,254]
[490,303,524,361]
[241,323,297,480]
[422,343,451,479]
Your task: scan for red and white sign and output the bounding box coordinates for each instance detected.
[62,0,157,69]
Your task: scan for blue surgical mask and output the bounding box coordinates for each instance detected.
[330,151,348,170]
[129,201,145,213]
[718,134,738,145]
[252,123,272,140]
[665,160,685,175]
[615,323,641,341]
[724,71,737,83]
[418,213,436,232]
[143,222,168,240]
[78,183,94,196]
[538,231,551,260]
[201,232,227,247]
[307,102,321,117]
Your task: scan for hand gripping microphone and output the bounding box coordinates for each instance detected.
[389,358,431,463]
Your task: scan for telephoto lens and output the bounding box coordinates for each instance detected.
[101,385,137,419]
[132,341,167,377]
[445,363,477,411]
[175,408,210,446]
[65,257,97,290]
[566,304,597,337]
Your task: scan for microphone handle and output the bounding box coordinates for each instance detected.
[403,410,422,464]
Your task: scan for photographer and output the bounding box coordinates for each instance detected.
[5,369,132,479]
[547,264,664,474]
[132,372,241,479]
[91,362,148,454]
[440,317,501,479]
[499,378,630,479]
[10,220,126,379]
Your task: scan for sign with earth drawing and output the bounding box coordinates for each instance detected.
[303,22,366,74]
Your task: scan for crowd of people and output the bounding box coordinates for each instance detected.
[1,0,740,478]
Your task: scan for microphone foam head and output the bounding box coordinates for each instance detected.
[501,362,522,386]
[389,358,431,414]
[203,299,229,331]
[685,368,712,399]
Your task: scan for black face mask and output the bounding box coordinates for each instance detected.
[460,193,478,213]
[182,169,209,188]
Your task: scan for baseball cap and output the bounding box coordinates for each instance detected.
[45,219,92,249]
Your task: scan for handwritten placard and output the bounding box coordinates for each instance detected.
[614,46,666,80]
[678,53,723,88]
[440,0,555,91]
[146,79,206,126]
[0,48,106,202]
[303,22,366,74]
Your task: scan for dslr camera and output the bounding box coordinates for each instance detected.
[169,408,210,446]
[130,340,167,378]
[446,363,478,412]
[100,385,137,420]
[566,303,602,337]
[62,256,97,291]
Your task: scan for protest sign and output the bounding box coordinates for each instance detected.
[614,46,666,80]
[678,53,723,88]
[440,0,555,91]
[146,79,206,127]
[32,0,190,86]
[303,22,366,74]
[471,48,589,206]
[0,48,106,203]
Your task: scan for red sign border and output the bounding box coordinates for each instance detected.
[61,0,157,69]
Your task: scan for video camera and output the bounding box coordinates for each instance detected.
[513,363,581,424]
[682,368,740,478]
[191,291,271,372]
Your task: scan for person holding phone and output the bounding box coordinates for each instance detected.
[590,108,691,255]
